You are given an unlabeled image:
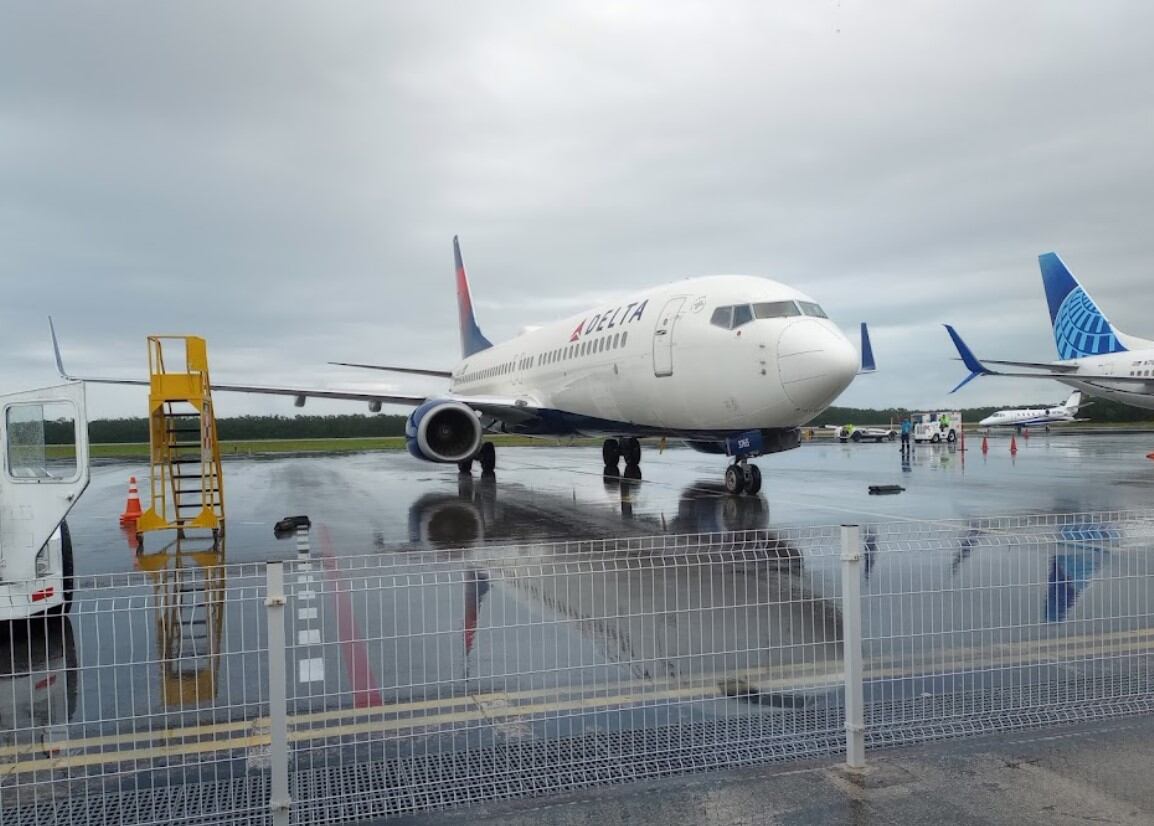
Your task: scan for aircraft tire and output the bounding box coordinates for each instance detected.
[478,442,496,474]
[602,438,621,467]
[623,437,642,465]
[458,458,474,474]
[724,464,746,495]
[49,521,74,616]
[744,465,762,495]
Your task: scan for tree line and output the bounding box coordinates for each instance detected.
[44,414,409,444]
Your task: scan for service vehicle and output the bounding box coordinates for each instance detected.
[912,410,961,444]
[837,425,896,443]
[0,382,89,620]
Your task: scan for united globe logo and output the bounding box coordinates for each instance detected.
[1053,287,1124,359]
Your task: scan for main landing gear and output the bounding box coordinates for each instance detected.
[603,437,642,473]
[458,441,497,476]
[724,458,762,496]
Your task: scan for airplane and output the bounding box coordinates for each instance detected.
[977,390,1086,429]
[52,237,872,494]
[946,252,1154,411]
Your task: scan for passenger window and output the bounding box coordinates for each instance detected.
[752,301,801,319]
[710,306,733,328]
[612,333,620,348]
[732,304,753,328]
[798,301,828,318]
[620,331,628,347]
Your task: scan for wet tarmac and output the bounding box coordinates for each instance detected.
[3,434,1153,798]
[63,432,1154,571]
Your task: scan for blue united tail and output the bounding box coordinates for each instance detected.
[1039,252,1127,360]
[454,236,493,358]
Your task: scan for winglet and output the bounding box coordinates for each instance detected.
[858,322,876,374]
[454,236,493,359]
[944,324,991,393]
[48,316,75,380]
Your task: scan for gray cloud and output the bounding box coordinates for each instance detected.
[2,1,1152,418]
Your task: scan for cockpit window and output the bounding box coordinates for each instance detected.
[710,306,733,328]
[798,301,828,318]
[731,303,753,328]
[752,301,801,319]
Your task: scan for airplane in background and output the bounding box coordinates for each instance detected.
[977,390,1086,429]
[53,237,873,494]
[946,252,1154,411]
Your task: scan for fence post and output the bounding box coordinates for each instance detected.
[266,561,291,825]
[841,524,866,769]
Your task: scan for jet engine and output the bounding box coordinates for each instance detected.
[405,400,483,463]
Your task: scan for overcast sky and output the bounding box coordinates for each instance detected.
[3,2,1153,420]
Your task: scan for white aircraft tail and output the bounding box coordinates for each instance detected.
[1062,391,1083,413]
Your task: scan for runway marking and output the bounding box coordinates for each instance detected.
[297,629,322,646]
[299,657,325,683]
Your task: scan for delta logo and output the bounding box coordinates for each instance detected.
[569,300,649,342]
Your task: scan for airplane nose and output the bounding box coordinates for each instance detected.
[777,320,859,412]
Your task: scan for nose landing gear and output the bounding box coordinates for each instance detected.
[724,458,762,495]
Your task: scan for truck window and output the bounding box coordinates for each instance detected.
[6,401,79,482]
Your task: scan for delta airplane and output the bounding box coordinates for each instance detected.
[977,391,1084,429]
[946,252,1154,411]
[53,238,872,494]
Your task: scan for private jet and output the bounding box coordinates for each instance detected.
[978,391,1085,429]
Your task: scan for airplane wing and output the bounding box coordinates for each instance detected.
[944,325,1152,392]
[979,358,1080,372]
[328,361,453,378]
[50,318,429,407]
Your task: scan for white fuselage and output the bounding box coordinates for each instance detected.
[445,275,859,437]
[979,407,1074,428]
[1054,349,1154,411]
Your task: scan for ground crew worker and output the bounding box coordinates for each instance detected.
[900,417,912,451]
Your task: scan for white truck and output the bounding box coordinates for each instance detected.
[0,382,89,620]
[912,410,961,444]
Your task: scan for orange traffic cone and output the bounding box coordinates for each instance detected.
[1009,434,1018,456]
[119,476,143,526]
[981,434,989,454]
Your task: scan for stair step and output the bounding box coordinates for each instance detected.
[164,412,202,418]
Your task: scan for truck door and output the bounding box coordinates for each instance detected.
[0,383,89,582]
[652,297,686,377]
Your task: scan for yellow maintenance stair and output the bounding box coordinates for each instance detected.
[137,336,225,536]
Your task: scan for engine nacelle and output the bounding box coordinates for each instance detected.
[405,400,483,463]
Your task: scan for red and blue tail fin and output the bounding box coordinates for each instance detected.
[454,236,493,358]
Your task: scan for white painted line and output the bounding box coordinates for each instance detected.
[298,658,325,683]
[298,607,318,621]
[297,629,321,646]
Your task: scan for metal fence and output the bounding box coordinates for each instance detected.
[2,510,1153,825]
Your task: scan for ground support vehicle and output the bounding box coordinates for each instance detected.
[837,425,896,443]
[912,410,961,444]
[0,383,89,620]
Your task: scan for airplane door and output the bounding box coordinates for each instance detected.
[0,383,89,580]
[652,297,686,378]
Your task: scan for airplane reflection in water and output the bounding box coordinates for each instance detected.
[406,478,841,706]
[1046,522,1117,623]
[948,518,1117,624]
[0,615,77,756]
